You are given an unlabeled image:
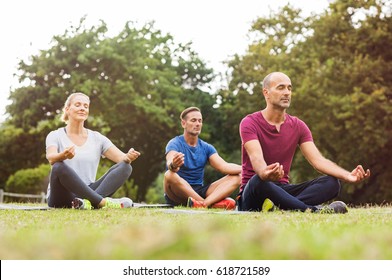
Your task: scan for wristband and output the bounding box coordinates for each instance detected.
[169,162,176,171]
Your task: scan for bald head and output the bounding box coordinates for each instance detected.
[262,72,292,109]
[262,72,291,91]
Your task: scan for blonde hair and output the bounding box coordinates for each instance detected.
[60,92,90,123]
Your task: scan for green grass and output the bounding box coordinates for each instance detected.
[1,205,391,260]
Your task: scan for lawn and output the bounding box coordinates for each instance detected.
[0,205,391,260]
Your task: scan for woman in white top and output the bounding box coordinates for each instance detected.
[45,92,140,209]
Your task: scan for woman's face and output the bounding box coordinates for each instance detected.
[66,94,90,123]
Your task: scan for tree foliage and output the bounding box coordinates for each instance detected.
[5,164,50,195]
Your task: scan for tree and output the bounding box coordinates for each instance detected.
[5,164,50,195]
[219,0,392,203]
[0,123,48,187]
[295,0,392,203]
[2,18,216,200]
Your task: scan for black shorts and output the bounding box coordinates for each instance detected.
[164,184,210,206]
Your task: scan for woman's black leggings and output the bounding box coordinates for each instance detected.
[47,161,132,208]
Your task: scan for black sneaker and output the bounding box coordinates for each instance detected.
[316,201,348,214]
[72,198,93,210]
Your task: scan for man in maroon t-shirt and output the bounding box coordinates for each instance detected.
[238,72,370,213]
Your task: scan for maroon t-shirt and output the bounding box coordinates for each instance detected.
[239,111,313,189]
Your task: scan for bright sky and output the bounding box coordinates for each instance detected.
[0,0,330,123]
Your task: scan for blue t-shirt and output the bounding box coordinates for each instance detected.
[165,135,217,186]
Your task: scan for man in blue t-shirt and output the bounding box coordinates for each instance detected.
[164,107,241,210]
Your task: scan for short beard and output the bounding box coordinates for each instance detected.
[188,131,200,137]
